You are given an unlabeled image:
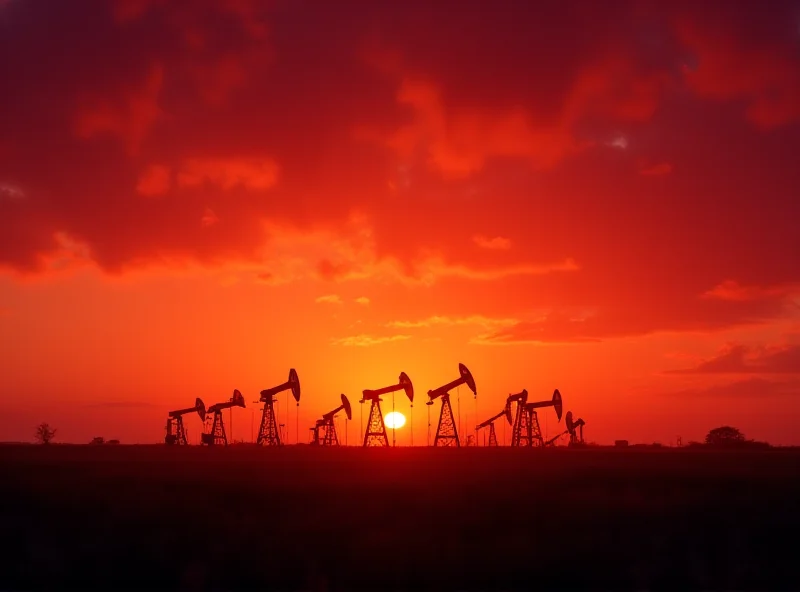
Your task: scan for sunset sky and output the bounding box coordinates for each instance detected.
[1,0,799,446]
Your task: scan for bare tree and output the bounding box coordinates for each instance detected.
[34,422,57,445]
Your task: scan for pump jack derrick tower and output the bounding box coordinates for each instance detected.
[506,389,530,447]
[427,363,477,447]
[506,389,563,447]
[165,398,205,445]
[360,372,413,447]
[257,369,301,446]
[476,404,512,446]
[201,390,245,446]
[311,394,352,446]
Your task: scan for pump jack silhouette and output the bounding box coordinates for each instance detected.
[476,404,512,446]
[257,369,300,446]
[506,389,563,447]
[311,394,352,446]
[201,390,245,446]
[360,373,413,446]
[165,398,205,445]
[427,363,477,447]
[543,410,585,446]
[566,411,585,445]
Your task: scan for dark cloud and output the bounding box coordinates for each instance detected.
[0,0,798,338]
[663,377,800,398]
[668,343,800,374]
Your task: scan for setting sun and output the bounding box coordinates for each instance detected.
[384,412,406,429]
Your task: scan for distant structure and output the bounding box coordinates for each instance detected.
[615,440,629,447]
[311,394,352,446]
[507,389,563,447]
[257,369,301,447]
[476,405,512,446]
[543,410,585,447]
[201,390,245,446]
[360,372,414,447]
[566,411,585,446]
[426,363,477,447]
[165,398,206,446]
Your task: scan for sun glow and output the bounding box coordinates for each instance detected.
[384,411,406,429]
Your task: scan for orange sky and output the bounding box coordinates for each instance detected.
[1,0,799,445]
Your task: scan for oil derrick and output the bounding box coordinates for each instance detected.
[312,394,352,446]
[476,405,512,446]
[427,363,477,447]
[506,389,530,447]
[524,389,564,447]
[257,369,301,446]
[566,411,586,446]
[165,398,205,445]
[201,390,246,446]
[360,372,414,447]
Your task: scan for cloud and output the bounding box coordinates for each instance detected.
[668,342,800,375]
[606,135,628,150]
[176,157,279,191]
[0,0,798,347]
[473,235,511,250]
[675,17,800,130]
[330,334,411,347]
[663,377,800,399]
[470,283,800,343]
[702,280,800,303]
[253,218,579,287]
[200,207,219,228]
[0,183,24,200]
[315,294,343,305]
[640,162,673,176]
[136,164,171,197]
[387,315,519,330]
[354,296,370,305]
[74,63,165,156]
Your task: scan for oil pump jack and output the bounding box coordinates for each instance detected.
[543,410,586,447]
[507,389,563,447]
[360,372,413,447]
[311,394,352,446]
[201,390,245,446]
[476,404,512,446]
[165,398,206,445]
[566,411,586,445]
[257,369,300,446]
[427,363,477,447]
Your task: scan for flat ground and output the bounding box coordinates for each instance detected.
[2,445,798,591]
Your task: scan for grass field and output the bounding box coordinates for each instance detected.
[2,445,798,590]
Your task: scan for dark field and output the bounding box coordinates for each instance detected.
[2,446,799,591]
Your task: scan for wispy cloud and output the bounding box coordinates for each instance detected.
[472,235,512,250]
[330,334,411,347]
[662,377,800,398]
[0,183,25,200]
[387,315,518,329]
[315,294,343,305]
[667,343,800,375]
[354,296,370,305]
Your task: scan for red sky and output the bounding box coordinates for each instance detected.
[1,0,799,446]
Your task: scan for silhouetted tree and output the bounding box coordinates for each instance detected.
[705,426,745,446]
[34,422,57,445]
